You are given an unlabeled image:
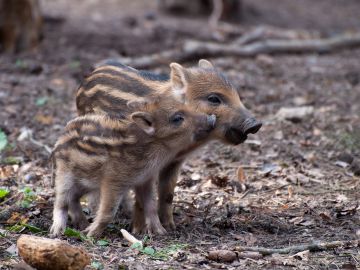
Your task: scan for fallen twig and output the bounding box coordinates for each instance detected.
[97,32,360,69]
[235,239,359,255]
[29,137,52,154]
[183,32,360,58]
[235,26,318,45]
[17,127,52,154]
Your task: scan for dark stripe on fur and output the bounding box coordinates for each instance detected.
[76,90,129,118]
[82,73,151,96]
[138,70,169,81]
[94,66,169,82]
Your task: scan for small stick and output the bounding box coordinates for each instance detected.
[239,189,250,199]
[29,137,52,154]
[235,239,359,255]
[120,229,143,249]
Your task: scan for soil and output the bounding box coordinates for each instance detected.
[0,0,359,269]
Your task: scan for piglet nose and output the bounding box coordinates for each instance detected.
[207,114,216,129]
[243,118,262,135]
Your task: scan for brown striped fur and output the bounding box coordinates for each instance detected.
[50,96,214,237]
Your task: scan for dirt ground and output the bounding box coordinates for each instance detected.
[0,0,359,269]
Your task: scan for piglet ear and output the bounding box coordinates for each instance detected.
[130,112,155,136]
[198,59,214,69]
[170,62,188,103]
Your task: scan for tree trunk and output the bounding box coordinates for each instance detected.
[0,0,42,53]
[157,0,242,21]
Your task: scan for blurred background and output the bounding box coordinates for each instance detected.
[1,1,360,269]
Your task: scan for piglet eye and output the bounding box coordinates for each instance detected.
[170,113,184,126]
[207,94,221,105]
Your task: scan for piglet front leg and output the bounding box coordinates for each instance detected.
[132,178,166,235]
[84,183,123,238]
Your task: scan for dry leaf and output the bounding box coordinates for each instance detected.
[35,114,53,125]
[0,166,15,179]
[237,166,246,183]
[210,174,229,188]
[287,185,293,199]
[7,212,28,225]
[291,250,309,261]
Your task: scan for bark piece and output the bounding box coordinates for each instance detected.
[17,235,90,270]
[208,249,237,262]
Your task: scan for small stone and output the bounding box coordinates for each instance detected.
[337,152,354,164]
[335,161,349,168]
[6,244,18,256]
[275,106,314,123]
[123,16,138,28]
[293,96,310,106]
[144,11,157,21]
[274,131,284,140]
[24,173,38,183]
[28,64,43,75]
[190,173,201,181]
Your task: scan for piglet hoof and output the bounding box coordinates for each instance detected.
[159,214,176,231]
[72,218,90,231]
[131,227,142,236]
[131,223,146,236]
[83,224,103,238]
[49,224,64,238]
[131,214,146,235]
[147,222,167,235]
[48,232,59,239]
[132,222,166,235]
[162,220,176,231]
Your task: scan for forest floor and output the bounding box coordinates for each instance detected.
[0,0,359,269]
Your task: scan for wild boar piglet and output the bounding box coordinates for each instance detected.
[50,96,216,237]
[76,59,262,230]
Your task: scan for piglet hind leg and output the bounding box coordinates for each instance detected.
[133,178,166,235]
[131,193,146,234]
[158,161,183,230]
[87,190,100,215]
[84,183,123,238]
[68,187,90,230]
